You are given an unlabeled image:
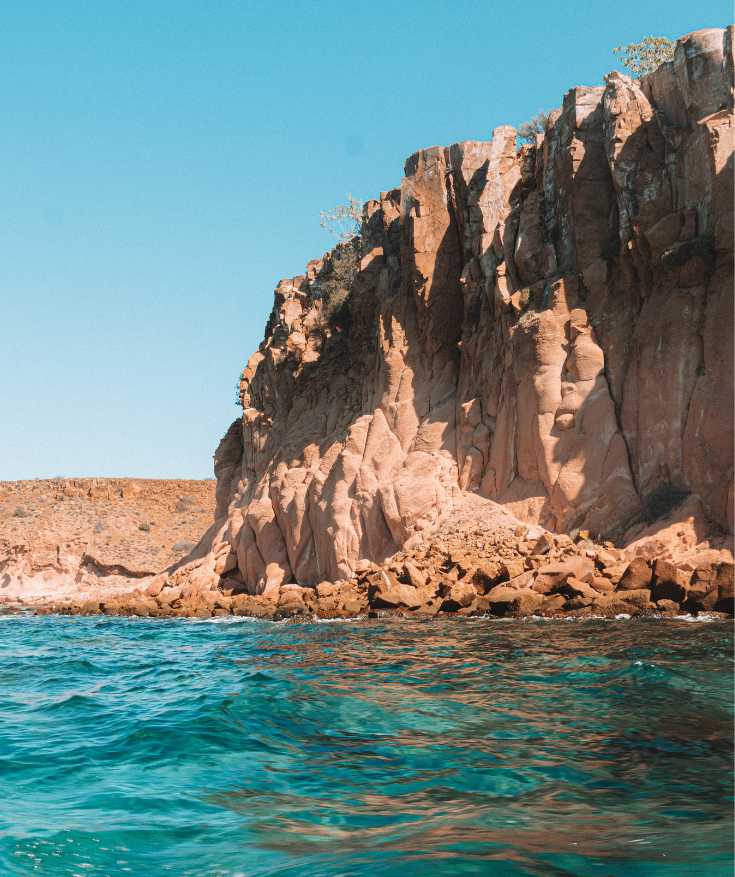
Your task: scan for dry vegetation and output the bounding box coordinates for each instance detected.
[0,478,215,572]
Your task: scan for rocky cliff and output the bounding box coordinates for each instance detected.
[183,29,734,603]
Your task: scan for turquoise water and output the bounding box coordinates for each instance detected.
[0,616,732,877]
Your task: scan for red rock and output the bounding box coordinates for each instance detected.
[590,576,615,594]
[618,559,653,591]
[486,585,544,617]
[506,570,536,590]
[500,560,526,581]
[2,29,734,623]
[533,558,595,593]
[439,580,476,612]
[651,559,691,603]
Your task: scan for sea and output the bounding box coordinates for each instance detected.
[0,614,732,876]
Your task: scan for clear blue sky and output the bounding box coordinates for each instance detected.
[1,1,730,480]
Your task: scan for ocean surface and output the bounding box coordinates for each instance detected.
[0,615,732,877]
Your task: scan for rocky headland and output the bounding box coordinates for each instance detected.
[4,27,733,621]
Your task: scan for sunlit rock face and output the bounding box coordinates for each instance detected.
[207,28,734,593]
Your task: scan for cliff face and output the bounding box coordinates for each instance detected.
[207,28,734,595]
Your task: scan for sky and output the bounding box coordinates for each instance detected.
[1,0,731,480]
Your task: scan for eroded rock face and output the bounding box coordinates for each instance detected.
[195,28,733,597]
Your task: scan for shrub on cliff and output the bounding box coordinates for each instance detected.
[517,111,554,144]
[320,194,363,243]
[613,36,675,77]
[316,240,360,326]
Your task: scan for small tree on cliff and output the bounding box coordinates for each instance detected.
[320,194,363,243]
[613,36,675,77]
[517,111,554,144]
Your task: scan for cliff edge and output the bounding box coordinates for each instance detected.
[182,28,733,599]
[6,29,733,621]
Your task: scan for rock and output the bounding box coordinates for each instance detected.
[717,562,734,601]
[590,576,615,593]
[500,560,525,581]
[472,560,504,590]
[651,559,691,603]
[532,532,555,555]
[601,563,628,585]
[2,29,733,623]
[439,580,477,612]
[655,599,681,613]
[617,588,654,609]
[367,570,434,611]
[486,585,544,617]
[540,594,567,615]
[506,570,536,590]
[403,561,426,588]
[618,559,653,591]
[277,584,313,617]
[533,557,595,593]
[557,577,598,604]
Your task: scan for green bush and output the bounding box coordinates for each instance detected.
[320,194,363,242]
[517,111,554,144]
[316,240,360,326]
[613,36,675,77]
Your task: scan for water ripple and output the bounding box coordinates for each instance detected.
[0,615,731,876]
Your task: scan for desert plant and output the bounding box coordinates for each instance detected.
[613,36,675,77]
[13,506,28,517]
[317,240,360,325]
[320,194,363,242]
[517,111,554,144]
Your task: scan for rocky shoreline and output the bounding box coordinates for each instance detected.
[16,512,734,622]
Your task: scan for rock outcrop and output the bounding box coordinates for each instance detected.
[182,28,733,605]
[5,29,733,622]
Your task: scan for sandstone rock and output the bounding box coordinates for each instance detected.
[403,561,427,588]
[601,563,628,585]
[500,560,525,581]
[540,594,567,615]
[277,584,314,617]
[557,577,598,604]
[533,558,595,593]
[655,599,681,613]
[590,576,615,594]
[367,570,434,611]
[617,588,654,609]
[486,585,544,617]
[506,570,536,590]
[717,562,734,601]
[532,533,555,555]
[651,559,691,603]
[618,559,653,591]
[439,580,476,612]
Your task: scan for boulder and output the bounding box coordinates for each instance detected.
[486,585,544,617]
[618,559,653,591]
[533,557,595,594]
[439,580,477,612]
[367,570,435,610]
[651,559,691,603]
